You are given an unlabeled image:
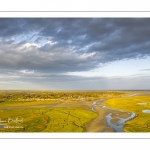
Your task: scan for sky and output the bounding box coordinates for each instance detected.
[0,18,150,90]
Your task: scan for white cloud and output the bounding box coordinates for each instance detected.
[20,69,35,74]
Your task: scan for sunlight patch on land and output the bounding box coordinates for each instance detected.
[104,96,150,132]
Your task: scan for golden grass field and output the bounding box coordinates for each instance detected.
[104,94,150,132]
[0,90,150,132]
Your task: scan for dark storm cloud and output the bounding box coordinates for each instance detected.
[0,39,98,72]
[0,18,150,72]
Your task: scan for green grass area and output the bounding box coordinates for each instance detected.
[0,107,98,132]
[104,96,150,132]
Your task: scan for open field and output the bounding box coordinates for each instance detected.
[0,90,150,132]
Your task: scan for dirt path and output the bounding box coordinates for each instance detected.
[0,103,60,110]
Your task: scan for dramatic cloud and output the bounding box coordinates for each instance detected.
[0,18,150,90]
[0,18,150,72]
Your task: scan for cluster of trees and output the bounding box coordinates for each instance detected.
[0,90,126,101]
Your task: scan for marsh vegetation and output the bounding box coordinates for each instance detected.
[0,90,150,132]
[104,94,150,132]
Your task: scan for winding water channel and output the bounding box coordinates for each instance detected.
[0,94,138,132]
[90,96,137,132]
